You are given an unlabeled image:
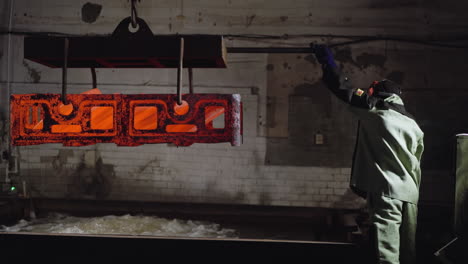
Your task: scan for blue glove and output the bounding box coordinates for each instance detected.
[311,44,337,68]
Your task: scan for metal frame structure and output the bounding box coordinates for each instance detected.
[11,93,242,147]
[14,10,241,147]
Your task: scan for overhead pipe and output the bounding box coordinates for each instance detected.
[4,0,16,182]
[227,47,315,54]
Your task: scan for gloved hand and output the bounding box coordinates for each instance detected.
[311,44,337,68]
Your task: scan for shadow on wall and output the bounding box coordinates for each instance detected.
[67,152,115,199]
[264,52,357,167]
[81,2,102,24]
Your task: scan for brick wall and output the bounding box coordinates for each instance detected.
[2,0,468,209]
[16,90,364,208]
[18,143,363,208]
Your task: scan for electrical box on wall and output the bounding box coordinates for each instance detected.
[315,131,324,145]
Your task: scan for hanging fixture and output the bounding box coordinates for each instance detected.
[12,2,241,147]
[23,18,226,68]
[10,92,241,147]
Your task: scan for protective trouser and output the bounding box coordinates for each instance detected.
[367,194,418,264]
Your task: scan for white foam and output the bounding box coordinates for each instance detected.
[0,213,237,238]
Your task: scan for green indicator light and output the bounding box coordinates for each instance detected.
[10,186,16,191]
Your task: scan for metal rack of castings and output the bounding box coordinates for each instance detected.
[11,12,242,147]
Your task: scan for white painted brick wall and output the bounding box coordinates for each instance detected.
[17,138,365,208]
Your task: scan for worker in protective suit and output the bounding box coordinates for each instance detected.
[312,45,424,264]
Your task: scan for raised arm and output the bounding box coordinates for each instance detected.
[312,44,377,110]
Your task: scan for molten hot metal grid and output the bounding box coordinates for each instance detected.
[10,92,242,147]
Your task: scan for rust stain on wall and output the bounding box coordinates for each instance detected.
[23,61,41,83]
[68,157,114,199]
[246,14,256,27]
[81,2,102,23]
[333,48,387,69]
[333,47,360,69]
[356,53,387,68]
[386,71,405,84]
[304,54,318,65]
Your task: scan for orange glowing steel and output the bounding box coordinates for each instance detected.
[91,107,114,130]
[166,124,198,133]
[59,89,103,115]
[32,121,44,130]
[32,89,105,130]
[174,101,189,116]
[82,89,103,95]
[58,104,74,116]
[134,106,158,130]
[11,93,242,146]
[51,125,82,133]
[26,106,43,130]
[205,106,225,129]
[168,106,225,133]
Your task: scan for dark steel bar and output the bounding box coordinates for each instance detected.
[177,37,184,105]
[227,47,314,53]
[188,68,193,94]
[61,38,69,104]
[91,68,97,89]
[130,0,138,28]
[24,35,227,68]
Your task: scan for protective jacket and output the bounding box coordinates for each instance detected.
[322,67,424,204]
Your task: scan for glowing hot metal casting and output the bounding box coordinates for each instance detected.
[11,93,242,147]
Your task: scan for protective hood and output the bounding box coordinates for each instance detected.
[369,79,402,98]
